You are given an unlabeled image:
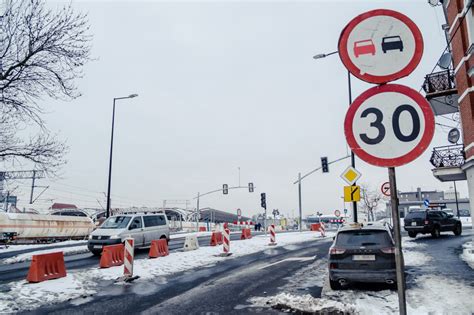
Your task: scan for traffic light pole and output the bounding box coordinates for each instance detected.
[348,71,358,223]
[193,185,256,230]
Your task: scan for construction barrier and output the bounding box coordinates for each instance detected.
[124,238,134,277]
[210,231,223,246]
[100,244,124,268]
[149,239,169,258]
[222,227,230,255]
[26,251,66,283]
[311,223,321,231]
[183,235,200,251]
[320,222,326,237]
[269,224,277,246]
[240,228,252,240]
[199,226,207,232]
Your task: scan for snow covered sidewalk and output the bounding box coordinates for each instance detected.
[0,230,332,313]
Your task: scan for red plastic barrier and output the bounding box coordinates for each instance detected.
[149,239,169,258]
[100,244,124,268]
[210,231,223,246]
[240,228,252,240]
[311,223,321,231]
[27,252,67,283]
[199,226,207,232]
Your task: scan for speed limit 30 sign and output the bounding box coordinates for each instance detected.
[344,84,435,167]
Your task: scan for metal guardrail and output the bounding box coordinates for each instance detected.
[422,70,456,95]
[429,144,465,168]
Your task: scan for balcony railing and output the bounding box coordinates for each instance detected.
[422,70,456,98]
[429,144,465,168]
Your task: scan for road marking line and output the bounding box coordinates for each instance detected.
[258,255,317,270]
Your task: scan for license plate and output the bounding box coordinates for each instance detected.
[93,245,102,249]
[353,255,375,261]
[411,222,417,226]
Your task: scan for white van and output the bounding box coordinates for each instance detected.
[87,213,170,255]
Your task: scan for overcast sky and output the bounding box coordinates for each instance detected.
[7,0,468,218]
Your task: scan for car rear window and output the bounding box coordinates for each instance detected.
[405,211,426,220]
[336,230,392,247]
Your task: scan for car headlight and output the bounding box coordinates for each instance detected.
[110,235,121,239]
[88,235,93,240]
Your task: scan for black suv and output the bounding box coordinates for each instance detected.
[328,223,397,290]
[404,210,462,238]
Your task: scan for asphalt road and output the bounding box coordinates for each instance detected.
[27,238,333,314]
[0,231,267,284]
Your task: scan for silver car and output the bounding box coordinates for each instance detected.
[87,213,170,255]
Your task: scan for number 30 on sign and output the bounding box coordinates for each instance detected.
[344,84,435,167]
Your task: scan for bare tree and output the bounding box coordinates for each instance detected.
[360,183,384,222]
[0,0,91,171]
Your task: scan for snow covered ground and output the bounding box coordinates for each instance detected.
[248,235,474,314]
[0,231,332,312]
[461,241,474,269]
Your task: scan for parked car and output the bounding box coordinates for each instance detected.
[404,210,462,238]
[328,223,398,290]
[353,39,376,57]
[87,213,170,255]
[381,36,403,53]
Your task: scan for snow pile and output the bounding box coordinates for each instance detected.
[460,241,474,269]
[250,293,355,314]
[402,237,432,266]
[0,231,332,312]
[406,275,474,313]
[2,245,89,264]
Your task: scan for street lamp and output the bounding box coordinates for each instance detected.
[106,94,138,218]
[313,51,358,223]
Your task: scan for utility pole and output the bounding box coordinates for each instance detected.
[196,192,200,231]
[29,170,36,204]
[453,181,460,219]
[298,172,302,232]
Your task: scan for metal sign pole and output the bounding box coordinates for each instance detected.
[196,192,200,232]
[388,167,407,315]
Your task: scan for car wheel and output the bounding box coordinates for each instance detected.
[431,226,440,238]
[453,224,462,236]
[329,279,342,290]
[408,231,417,238]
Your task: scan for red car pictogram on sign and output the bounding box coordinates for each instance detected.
[354,39,376,57]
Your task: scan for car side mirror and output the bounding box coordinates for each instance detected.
[447,214,453,218]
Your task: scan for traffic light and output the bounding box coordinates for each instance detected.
[321,156,329,173]
[223,184,228,194]
[248,182,254,193]
[260,192,266,209]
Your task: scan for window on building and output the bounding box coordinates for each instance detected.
[465,0,474,54]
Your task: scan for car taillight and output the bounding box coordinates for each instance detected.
[424,220,429,225]
[329,247,346,255]
[329,263,338,269]
[381,247,395,254]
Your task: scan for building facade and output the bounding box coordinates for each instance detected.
[423,1,474,227]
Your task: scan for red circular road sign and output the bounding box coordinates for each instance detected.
[381,182,390,196]
[334,209,341,217]
[338,9,423,84]
[344,84,435,167]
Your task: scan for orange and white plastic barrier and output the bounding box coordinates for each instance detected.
[124,238,134,277]
[269,224,277,246]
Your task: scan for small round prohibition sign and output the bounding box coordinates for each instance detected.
[381,182,390,196]
[344,84,435,168]
[338,9,423,84]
